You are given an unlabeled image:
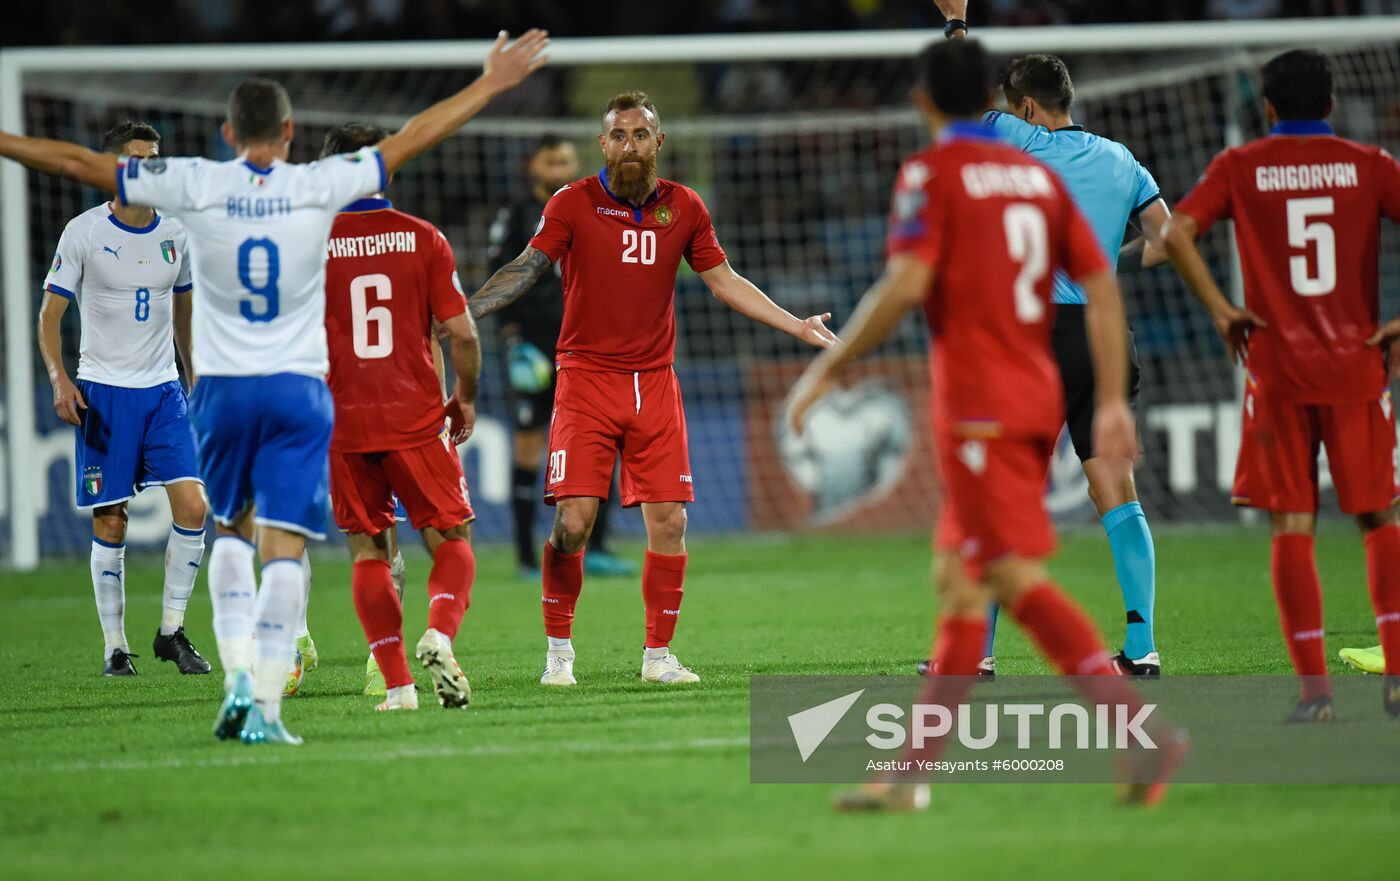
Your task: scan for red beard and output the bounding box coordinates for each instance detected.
[606,153,658,204]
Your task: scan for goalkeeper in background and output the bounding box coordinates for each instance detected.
[488,134,635,579]
[930,0,1172,677]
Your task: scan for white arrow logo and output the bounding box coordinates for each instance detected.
[787,689,864,762]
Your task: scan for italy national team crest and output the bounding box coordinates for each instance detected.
[83,466,103,497]
[160,239,176,264]
[655,205,672,226]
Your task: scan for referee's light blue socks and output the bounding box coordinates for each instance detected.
[1102,501,1156,659]
[982,601,999,659]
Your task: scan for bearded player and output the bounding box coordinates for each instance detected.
[789,38,1186,812]
[1163,48,1400,721]
[321,122,479,712]
[471,91,838,686]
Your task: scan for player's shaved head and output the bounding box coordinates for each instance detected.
[227,78,293,145]
[1263,49,1334,121]
[101,121,160,156]
[603,91,660,131]
[915,38,995,118]
[1001,54,1074,116]
[321,121,390,159]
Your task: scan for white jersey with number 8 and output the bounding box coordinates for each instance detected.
[118,148,386,379]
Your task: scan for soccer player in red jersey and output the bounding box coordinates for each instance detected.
[470,91,838,687]
[321,123,481,712]
[789,39,1186,811]
[1164,49,1400,721]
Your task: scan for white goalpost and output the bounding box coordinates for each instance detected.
[4,18,1400,569]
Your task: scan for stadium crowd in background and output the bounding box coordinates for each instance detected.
[5,0,1394,47]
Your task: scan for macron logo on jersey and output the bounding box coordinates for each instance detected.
[327,231,418,259]
[1254,162,1358,193]
[961,163,1054,200]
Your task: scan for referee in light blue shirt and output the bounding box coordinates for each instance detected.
[925,12,1174,678]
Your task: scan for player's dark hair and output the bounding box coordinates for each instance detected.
[320,121,390,158]
[915,39,994,118]
[226,78,293,144]
[100,120,160,155]
[603,91,660,130]
[535,133,568,153]
[1001,54,1075,115]
[1262,49,1334,121]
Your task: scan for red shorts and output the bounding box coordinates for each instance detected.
[1233,379,1398,514]
[545,366,693,508]
[330,432,474,535]
[934,431,1056,573]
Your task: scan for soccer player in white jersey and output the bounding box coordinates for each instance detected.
[1,29,550,745]
[37,121,211,679]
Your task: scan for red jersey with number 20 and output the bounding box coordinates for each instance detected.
[528,172,727,372]
[1175,122,1400,403]
[887,125,1109,439]
[324,198,467,452]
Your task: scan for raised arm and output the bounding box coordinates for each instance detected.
[468,246,553,320]
[0,133,118,192]
[37,292,86,425]
[699,260,837,349]
[787,254,931,432]
[1162,212,1265,362]
[377,30,549,176]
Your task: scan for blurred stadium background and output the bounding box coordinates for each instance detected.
[3,2,1399,568]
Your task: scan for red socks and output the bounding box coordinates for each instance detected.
[1009,583,1116,676]
[352,559,413,689]
[542,542,584,639]
[1364,525,1400,676]
[1272,534,1330,699]
[899,615,988,769]
[426,539,474,640]
[642,550,687,648]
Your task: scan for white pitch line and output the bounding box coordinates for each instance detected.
[36,735,749,774]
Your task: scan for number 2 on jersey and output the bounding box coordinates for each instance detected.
[350,273,393,359]
[1003,203,1048,323]
[1285,197,1336,296]
[237,237,281,322]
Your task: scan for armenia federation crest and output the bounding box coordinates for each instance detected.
[160,239,176,264]
[655,205,672,226]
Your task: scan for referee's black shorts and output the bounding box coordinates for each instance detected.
[1052,304,1142,462]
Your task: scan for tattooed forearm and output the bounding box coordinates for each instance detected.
[469,246,553,320]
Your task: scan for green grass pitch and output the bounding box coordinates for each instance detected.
[2,526,1395,880]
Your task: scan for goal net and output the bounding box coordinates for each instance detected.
[5,22,1400,565]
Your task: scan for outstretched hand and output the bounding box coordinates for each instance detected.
[786,370,835,435]
[798,313,839,349]
[1212,304,1266,364]
[1367,316,1400,379]
[481,29,550,92]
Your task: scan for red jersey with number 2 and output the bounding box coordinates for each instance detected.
[528,173,727,372]
[1174,124,1400,403]
[887,126,1109,439]
[324,198,467,452]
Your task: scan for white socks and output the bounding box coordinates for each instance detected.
[90,539,127,658]
[208,535,257,688]
[547,636,573,652]
[252,558,305,724]
[294,549,312,639]
[390,550,406,603]
[160,523,206,634]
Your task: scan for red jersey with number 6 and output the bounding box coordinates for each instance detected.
[324,197,467,453]
[528,172,727,372]
[1174,123,1400,403]
[887,125,1108,439]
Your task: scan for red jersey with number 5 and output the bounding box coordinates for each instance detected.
[1175,124,1400,403]
[324,198,466,452]
[528,172,727,372]
[887,125,1109,438]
